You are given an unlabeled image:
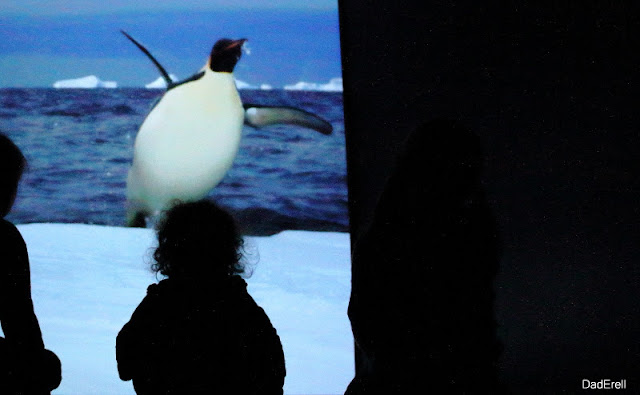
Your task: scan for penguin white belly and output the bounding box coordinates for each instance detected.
[127,71,244,215]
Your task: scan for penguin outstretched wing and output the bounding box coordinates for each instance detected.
[243,104,333,135]
[121,30,209,91]
[121,30,174,88]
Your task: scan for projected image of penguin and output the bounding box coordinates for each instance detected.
[121,31,333,227]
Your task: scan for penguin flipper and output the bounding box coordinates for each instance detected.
[167,71,206,91]
[121,30,174,88]
[127,212,147,228]
[145,72,205,113]
[243,105,333,135]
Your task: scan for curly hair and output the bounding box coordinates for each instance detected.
[0,133,27,216]
[152,200,246,280]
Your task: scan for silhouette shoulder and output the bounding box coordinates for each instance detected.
[0,219,24,245]
[0,219,28,277]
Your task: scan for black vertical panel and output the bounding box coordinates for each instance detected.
[339,0,640,392]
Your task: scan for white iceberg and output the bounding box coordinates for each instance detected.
[53,75,117,89]
[284,77,343,92]
[145,74,179,89]
[235,78,258,90]
[236,80,273,90]
[20,223,354,394]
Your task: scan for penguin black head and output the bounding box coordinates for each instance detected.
[209,38,247,73]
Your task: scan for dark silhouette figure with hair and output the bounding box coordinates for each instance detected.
[345,120,503,394]
[0,133,62,394]
[116,200,286,394]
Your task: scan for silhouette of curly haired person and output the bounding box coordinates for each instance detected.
[0,133,62,394]
[116,200,286,394]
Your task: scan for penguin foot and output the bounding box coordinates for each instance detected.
[127,211,147,228]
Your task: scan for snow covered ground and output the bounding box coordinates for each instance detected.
[13,224,353,394]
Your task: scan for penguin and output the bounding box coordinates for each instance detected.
[121,31,333,227]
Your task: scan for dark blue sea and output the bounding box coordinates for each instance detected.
[0,88,348,235]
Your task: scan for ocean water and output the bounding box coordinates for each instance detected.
[0,88,348,235]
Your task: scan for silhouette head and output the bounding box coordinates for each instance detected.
[394,119,483,192]
[368,119,485,231]
[153,200,246,280]
[0,133,27,218]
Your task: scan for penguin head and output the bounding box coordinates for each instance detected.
[209,38,247,73]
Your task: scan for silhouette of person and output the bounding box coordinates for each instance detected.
[0,133,62,394]
[345,120,503,394]
[116,200,286,394]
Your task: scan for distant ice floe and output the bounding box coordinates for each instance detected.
[235,79,274,91]
[53,75,117,89]
[145,74,179,89]
[235,79,257,90]
[284,77,343,92]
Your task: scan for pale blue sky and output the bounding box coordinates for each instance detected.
[0,2,341,87]
[1,0,337,15]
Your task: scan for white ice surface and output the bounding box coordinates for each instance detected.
[14,224,353,394]
[53,75,117,89]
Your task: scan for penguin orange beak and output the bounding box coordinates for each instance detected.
[225,39,247,51]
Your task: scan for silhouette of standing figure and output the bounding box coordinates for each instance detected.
[345,120,503,394]
[0,133,62,394]
[117,200,286,394]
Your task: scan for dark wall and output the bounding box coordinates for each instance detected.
[339,0,639,392]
